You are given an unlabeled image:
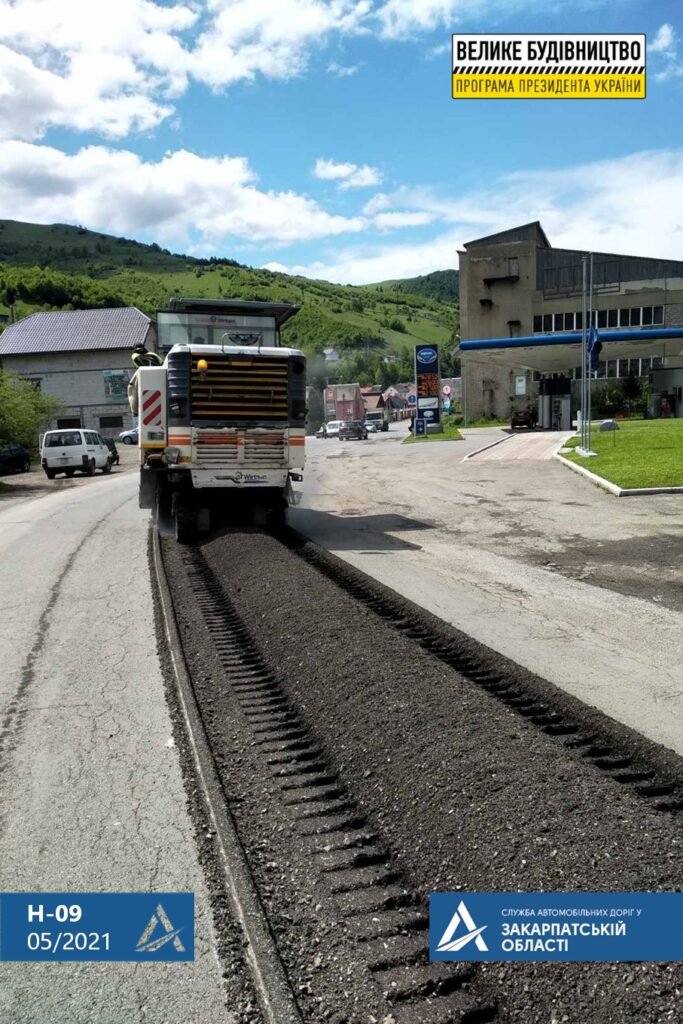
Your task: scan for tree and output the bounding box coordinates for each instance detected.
[621,371,643,415]
[0,372,63,448]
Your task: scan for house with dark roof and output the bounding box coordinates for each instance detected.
[0,307,155,432]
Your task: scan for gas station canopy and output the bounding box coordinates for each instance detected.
[459,327,683,373]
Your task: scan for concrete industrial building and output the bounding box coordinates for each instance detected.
[0,307,155,432]
[459,222,683,422]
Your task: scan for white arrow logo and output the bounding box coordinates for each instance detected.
[136,904,186,954]
[436,900,489,953]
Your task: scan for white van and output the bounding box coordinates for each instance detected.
[41,429,112,480]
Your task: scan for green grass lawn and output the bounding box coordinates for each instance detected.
[462,417,510,429]
[563,419,683,488]
[403,421,463,444]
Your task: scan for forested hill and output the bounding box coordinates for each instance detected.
[367,270,459,304]
[0,219,230,274]
[0,220,459,383]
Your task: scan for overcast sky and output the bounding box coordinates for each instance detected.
[1,1,682,283]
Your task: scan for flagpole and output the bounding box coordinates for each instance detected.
[581,256,587,449]
[588,253,594,452]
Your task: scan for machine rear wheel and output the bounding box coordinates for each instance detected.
[175,511,196,544]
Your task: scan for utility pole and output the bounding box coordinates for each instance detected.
[578,253,596,456]
[580,255,587,451]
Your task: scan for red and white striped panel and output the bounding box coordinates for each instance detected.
[142,389,162,427]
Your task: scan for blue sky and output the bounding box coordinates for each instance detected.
[1,1,683,282]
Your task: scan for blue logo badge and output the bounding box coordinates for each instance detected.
[430,892,683,962]
[416,347,437,364]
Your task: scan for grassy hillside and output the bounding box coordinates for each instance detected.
[0,220,458,361]
[0,219,235,274]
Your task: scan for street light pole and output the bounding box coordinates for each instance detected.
[588,253,594,453]
[581,256,587,450]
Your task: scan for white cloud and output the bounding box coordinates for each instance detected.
[425,42,450,59]
[267,149,683,283]
[649,23,683,80]
[192,0,371,88]
[374,210,435,228]
[0,141,366,244]
[0,0,612,143]
[327,61,360,76]
[650,24,676,55]
[361,192,392,214]
[0,0,196,139]
[313,157,382,189]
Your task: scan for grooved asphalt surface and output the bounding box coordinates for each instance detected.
[0,474,231,1024]
[293,426,683,756]
[196,529,683,1024]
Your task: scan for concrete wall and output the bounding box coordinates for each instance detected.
[460,239,539,420]
[1,349,138,432]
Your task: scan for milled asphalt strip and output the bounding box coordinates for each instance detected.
[152,529,303,1024]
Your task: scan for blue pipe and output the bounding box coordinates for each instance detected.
[459,327,683,351]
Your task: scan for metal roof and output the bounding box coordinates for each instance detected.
[164,297,300,328]
[0,307,151,356]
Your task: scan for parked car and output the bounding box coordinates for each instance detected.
[364,420,379,433]
[118,427,139,445]
[41,429,112,479]
[102,437,120,466]
[339,420,369,440]
[365,411,389,432]
[317,420,342,439]
[0,443,31,474]
[511,407,537,429]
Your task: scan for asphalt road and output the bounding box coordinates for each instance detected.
[0,472,229,1024]
[293,424,683,756]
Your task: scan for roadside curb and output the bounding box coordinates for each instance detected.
[554,452,683,496]
[463,431,511,460]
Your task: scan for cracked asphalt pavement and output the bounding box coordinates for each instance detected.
[0,473,231,1024]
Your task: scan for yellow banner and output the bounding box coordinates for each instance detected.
[452,73,645,100]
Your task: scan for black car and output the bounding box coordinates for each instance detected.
[102,437,120,466]
[339,420,369,440]
[0,443,31,474]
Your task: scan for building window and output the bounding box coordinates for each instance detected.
[575,311,583,330]
[642,306,653,326]
[618,308,629,327]
[553,313,565,331]
[606,360,618,378]
[597,309,607,329]
[542,313,552,332]
[641,357,651,373]
[563,312,574,331]
[607,309,618,328]
[652,356,663,368]
[99,415,124,429]
[629,308,641,326]
[653,305,664,324]
[533,315,542,333]
[532,371,541,382]
[57,417,81,428]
